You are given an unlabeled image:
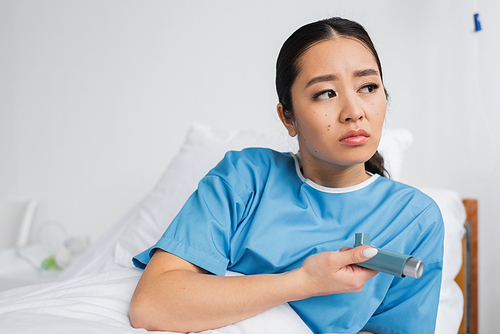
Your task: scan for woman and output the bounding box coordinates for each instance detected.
[130,17,444,334]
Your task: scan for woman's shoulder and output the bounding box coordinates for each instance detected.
[223,147,293,163]
[373,178,445,248]
[206,148,296,186]
[214,148,294,173]
[374,177,441,213]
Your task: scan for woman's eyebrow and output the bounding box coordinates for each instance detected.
[305,69,379,88]
[305,75,337,88]
[354,68,379,78]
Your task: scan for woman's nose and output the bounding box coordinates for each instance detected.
[339,94,364,123]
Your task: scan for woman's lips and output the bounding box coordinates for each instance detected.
[339,129,370,146]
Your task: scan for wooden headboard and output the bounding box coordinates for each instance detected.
[456,199,478,334]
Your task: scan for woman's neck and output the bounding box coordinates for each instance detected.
[299,153,370,189]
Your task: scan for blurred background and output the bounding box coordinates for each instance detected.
[1,0,498,331]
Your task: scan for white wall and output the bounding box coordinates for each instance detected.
[1,0,498,331]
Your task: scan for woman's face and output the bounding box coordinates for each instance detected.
[280,37,387,177]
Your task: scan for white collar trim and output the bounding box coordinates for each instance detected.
[291,153,380,193]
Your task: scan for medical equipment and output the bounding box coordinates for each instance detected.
[354,233,424,279]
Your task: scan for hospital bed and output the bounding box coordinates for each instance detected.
[0,124,478,334]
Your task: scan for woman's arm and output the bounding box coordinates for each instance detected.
[130,247,378,333]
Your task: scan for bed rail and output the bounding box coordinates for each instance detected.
[456,199,478,334]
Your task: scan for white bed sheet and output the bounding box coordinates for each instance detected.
[0,267,312,334]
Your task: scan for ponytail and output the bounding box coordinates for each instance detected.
[365,151,389,178]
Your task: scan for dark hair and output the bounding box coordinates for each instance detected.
[275,17,389,177]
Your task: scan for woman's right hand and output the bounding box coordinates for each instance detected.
[292,246,379,298]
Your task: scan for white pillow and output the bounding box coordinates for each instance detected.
[418,187,466,334]
[114,123,413,267]
[378,126,413,181]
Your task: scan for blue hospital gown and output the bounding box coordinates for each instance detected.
[134,148,444,334]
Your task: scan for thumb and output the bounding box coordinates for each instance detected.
[338,246,378,266]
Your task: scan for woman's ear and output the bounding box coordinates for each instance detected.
[277,103,297,137]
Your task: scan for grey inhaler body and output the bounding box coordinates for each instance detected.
[354,233,424,279]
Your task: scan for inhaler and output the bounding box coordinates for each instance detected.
[353,233,424,279]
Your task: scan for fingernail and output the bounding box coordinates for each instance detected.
[363,247,378,258]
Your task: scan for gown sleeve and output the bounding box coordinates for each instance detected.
[133,152,254,276]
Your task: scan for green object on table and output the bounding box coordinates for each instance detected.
[41,255,61,271]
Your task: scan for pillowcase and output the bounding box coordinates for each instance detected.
[378,126,413,180]
[114,123,413,267]
[418,187,466,334]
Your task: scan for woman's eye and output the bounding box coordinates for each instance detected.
[314,90,336,100]
[359,84,379,93]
